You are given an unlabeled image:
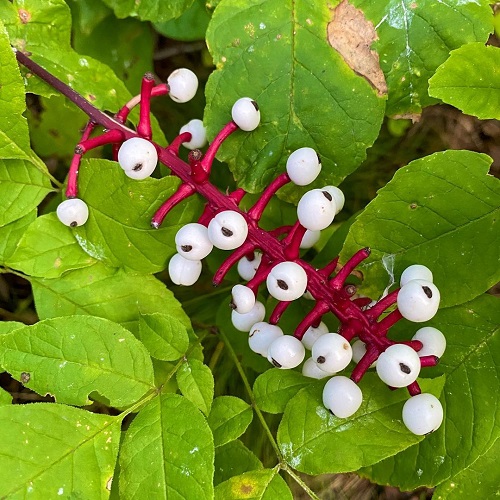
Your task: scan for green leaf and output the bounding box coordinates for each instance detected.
[214,468,293,500]
[138,312,189,361]
[429,43,500,120]
[73,159,198,273]
[0,403,120,499]
[277,375,444,474]
[67,0,112,35]
[341,150,500,307]
[7,213,96,278]
[253,368,311,414]
[0,209,36,262]
[208,396,253,447]
[119,393,214,499]
[0,321,24,335]
[0,388,12,405]
[205,0,385,195]
[0,316,155,406]
[215,440,263,486]
[102,0,195,22]
[363,294,499,490]
[176,357,214,415]
[31,262,178,333]
[352,0,493,116]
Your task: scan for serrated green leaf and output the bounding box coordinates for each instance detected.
[176,357,214,415]
[253,368,311,414]
[277,375,444,474]
[362,294,499,490]
[102,0,195,22]
[31,262,178,333]
[73,159,198,273]
[341,150,500,307]
[0,388,11,405]
[215,468,293,500]
[0,316,155,406]
[352,0,493,116]
[67,0,112,35]
[0,321,24,335]
[0,403,120,499]
[215,440,263,486]
[119,393,214,499]
[7,213,96,278]
[0,209,36,262]
[205,0,385,195]
[138,312,189,361]
[208,396,253,447]
[429,43,500,120]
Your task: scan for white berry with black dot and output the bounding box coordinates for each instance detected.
[400,264,433,287]
[322,186,345,214]
[231,284,255,314]
[231,97,260,131]
[301,321,329,350]
[297,189,337,231]
[302,357,330,379]
[208,210,248,250]
[266,261,308,301]
[57,198,89,227]
[286,147,322,186]
[267,336,305,369]
[376,344,421,387]
[397,279,440,322]
[117,137,158,179]
[231,301,266,332]
[179,119,207,149]
[412,326,446,358]
[175,223,213,260]
[168,253,202,286]
[300,229,321,249]
[322,376,363,418]
[167,68,198,103]
[248,322,283,356]
[402,393,443,435]
[237,251,262,281]
[312,332,353,373]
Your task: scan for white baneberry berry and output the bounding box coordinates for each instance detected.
[400,264,433,287]
[301,321,329,350]
[207,210,248,250]
[56,198,89,227]
[231,284,256,314]
[312,333,353,373]
[267,336,305,369]
[266,261,308,301]
[231,97,260,131]
[322,185,345,214]
[376,344,421,387]
[302,357,330,379]
[322,376,363,418]
[351,339,377,368]
[179,119,207,149]
[402,393,444,435]
[175,223,213,260]
[412,327,446,358]
[168,253,202,286]
[167,68,198,103]
[248,322,283,356]
[231,301,266,332]
[397,279,440,322]
[237,251,262,281]
[286,147,322,186]
[117,137,158,180]
[297,189,336,231]
[300,229,321,249]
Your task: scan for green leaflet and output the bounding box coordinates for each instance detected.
[208,396,253,447]
[176,357,214,415]
[214,440,263,486]
[102,0,195,22]
[0,209,36,262]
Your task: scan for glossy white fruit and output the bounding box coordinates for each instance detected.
[231,284,256,314]
[400,264,433,287]
[175,223,213,260]
[266,262,308,301]
[301,322,329,350]
[397,279,440,322]
[237,251,262,281]
[302,357,330,379]
[56,198,89,227]
[231,301,266,332]
[322,186,345,214]
[402,393,444,435]
[167,68,198,103]
[297,189,336,231]
[168,253,202,286]
[300,229,321,249]
[412,327,446,358]
[248,322,283,356]
[286,147,322,186]
[376,344,421,387]
[179,119,207,149]
[312,333,353,373]
[231,97,260,131]
[207,210,248,250]
[267,336,305,369]
[117,137,158,179]
[351,339,377,368]
[322,376,363,418]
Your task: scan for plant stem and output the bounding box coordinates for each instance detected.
[283,466,321,500]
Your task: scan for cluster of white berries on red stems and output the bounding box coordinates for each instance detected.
[18,48,446,437]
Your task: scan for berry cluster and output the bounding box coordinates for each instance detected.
[15,51,446,436]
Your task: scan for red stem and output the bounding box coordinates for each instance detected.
[330,247,371,289]
[198,121,238,176]
[365,289,399,320]
[319,256,340,278]
[167,132,193,156]
[75,129,125,154]
[269,301,291,324]
[283,222,307,261]
[419,355,439,367]
[247,173,290,221]
[213,242,257,286]
[407,381,422,396]
[151,183,195,229]
[294,301,330,340]
[137,73,155,139]
[376,309,403,336]
[351,346,379,383]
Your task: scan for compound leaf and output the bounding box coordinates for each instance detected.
[176,357,214,415]
[208,396,253,447]
[119,393,214,499]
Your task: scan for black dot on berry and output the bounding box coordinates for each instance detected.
[322,190,333,201]
[399,362,411,374]
[132,163,143,171]
[271,358,282,368]
[221,227,233,237]
[277,279,288,290]
[317,356,326,364]
[229,301,237,310]
[422,286,433,298]
[316,153,321,164]
[329,409,335,416]
[251,100,259,111]
[70,221,78,228]
[181,245,193,252]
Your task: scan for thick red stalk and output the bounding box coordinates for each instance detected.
[151,183,195,229]
[212,242,257,286]
[283,222,307,261]
[247,173,290,221]
[269,301,291,324]
[137,73,155,139]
